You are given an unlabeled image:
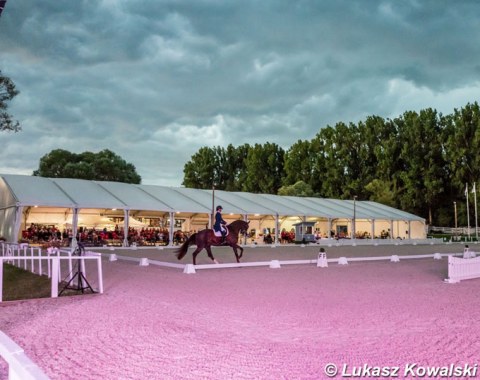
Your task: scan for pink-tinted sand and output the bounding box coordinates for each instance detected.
[1,244,480,379]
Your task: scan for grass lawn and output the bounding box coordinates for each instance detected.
[2,263,52,301]
[2,263,94,301]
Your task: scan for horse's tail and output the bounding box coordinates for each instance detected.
[175,233,197,260]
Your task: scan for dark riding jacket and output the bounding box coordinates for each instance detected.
[213,211,227,232]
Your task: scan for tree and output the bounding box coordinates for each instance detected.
[243,143,285,193]
[395,109,446,223]
[0,70,20,132]
[33,149,141,183]
[182,147,217,189]
[223,144,250,191]
[315,124,347,198]
[182,144,251,190]
[283,140,314,186]
[445,102,480,194]
[364,179,396,207]
[278,180,315,197]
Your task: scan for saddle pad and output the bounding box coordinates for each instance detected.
[213,229,229,237]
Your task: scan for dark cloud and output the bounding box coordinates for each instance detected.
[1,0,479,185]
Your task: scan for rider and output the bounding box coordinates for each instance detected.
[213,205,227,243]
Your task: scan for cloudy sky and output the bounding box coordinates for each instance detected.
[1,1,479,186]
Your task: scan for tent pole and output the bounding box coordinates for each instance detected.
[243,214,248,245]
[13,206,23,243]
[123,209,129,247]
[169,212,174,247]
[71,208,79,249]
[274,214,279,246]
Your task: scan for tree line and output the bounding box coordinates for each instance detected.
[182,102,480,227]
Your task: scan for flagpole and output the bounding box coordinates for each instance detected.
[466,183,470,239]
[474,182,478,240]
[211,185,215,229]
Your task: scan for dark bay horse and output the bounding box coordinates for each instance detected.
[176,220,249,265]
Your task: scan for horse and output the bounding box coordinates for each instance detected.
[175,220,250,265]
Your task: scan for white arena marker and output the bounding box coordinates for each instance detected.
[109,253,117,262]
[338,257,348,265]
[183,264,196,274]
[390,255,400,262]
[139,258,149,266]
[317,250,328,268]
[269,260,281,269]
[433,253,442,260]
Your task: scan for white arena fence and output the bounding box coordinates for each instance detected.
[0,243,104,303]
[0,330,50,380]
[101,249,464,275]
[314,237,444,246]
[445,254,480,283]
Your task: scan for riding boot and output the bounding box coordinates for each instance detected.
[221,232,226,244]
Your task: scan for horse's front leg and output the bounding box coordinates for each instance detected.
[205,246,219,264]
[231,244,243,263]
[234,244,244,260]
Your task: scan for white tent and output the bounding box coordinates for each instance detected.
[0,174,426,244]
[127,216,148,228]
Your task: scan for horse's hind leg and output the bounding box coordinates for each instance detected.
[205,246,219,264]
[191,247,203,265]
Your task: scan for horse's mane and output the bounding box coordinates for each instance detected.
[228,220,248,233]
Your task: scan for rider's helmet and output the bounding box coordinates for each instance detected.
[216,205,223,211]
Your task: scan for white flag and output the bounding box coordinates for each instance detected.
[472,182,476,194]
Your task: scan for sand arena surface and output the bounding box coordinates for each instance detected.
[1,243,480,379]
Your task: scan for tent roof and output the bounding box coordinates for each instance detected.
[0,174,424,222]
